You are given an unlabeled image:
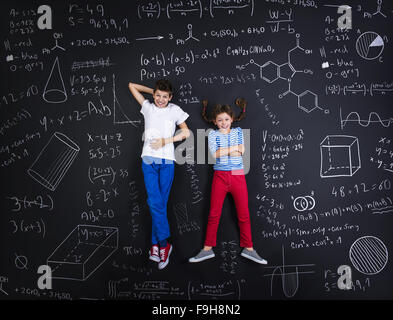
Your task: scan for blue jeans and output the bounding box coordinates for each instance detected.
[141,156,174,244]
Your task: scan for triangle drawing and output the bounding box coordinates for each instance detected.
[112,74,141,127]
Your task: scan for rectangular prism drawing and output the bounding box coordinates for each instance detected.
[320,135,361,178]
[47,225,118,281]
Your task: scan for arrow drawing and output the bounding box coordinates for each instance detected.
[135,36,164,41]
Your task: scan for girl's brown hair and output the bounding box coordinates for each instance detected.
[202,98,247,124]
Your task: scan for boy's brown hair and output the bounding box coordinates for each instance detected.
[154,79,173,95]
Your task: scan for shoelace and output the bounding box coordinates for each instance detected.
[160,248,166,260]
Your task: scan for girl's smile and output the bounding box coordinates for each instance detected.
[214,112,233,134]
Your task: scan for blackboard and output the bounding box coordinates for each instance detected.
[0,0,392,301]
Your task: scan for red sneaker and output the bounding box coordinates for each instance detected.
[149,245,160,262]
[158,243,173,270]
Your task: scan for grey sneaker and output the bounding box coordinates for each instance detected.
[241,249,268,265]
[189,249,215,263]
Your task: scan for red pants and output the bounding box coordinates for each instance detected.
[204,170,253,248]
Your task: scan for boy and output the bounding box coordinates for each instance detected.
[128,79,190,270]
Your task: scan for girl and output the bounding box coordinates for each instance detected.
[189,99,267,264]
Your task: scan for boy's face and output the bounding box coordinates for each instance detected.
[153,89,172,108]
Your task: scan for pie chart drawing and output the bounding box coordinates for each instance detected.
[356,32,384,60]
[349,236,388,275]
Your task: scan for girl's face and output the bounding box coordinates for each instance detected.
[214,112,233,133]
[153,89,172,108]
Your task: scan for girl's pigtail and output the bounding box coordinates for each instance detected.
[202,100,214,124]
[234,98,247,122]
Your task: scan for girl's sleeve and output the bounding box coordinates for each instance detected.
[238,127,244,145]
[208,130,218,155]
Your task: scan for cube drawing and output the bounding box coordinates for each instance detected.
[320,135,361,178]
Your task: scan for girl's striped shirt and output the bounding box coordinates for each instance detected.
[208,127,244,171]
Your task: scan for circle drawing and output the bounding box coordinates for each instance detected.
[349,236,388,275]
[356,32,384,60]
[293,196,315,212]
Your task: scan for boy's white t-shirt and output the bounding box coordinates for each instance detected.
[140,99,189,161]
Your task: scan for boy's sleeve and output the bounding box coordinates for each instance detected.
[140,99,150,116]
[208,130,218,155]
[175,106,189,125]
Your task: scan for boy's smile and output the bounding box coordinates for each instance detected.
[153,89,172,108]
